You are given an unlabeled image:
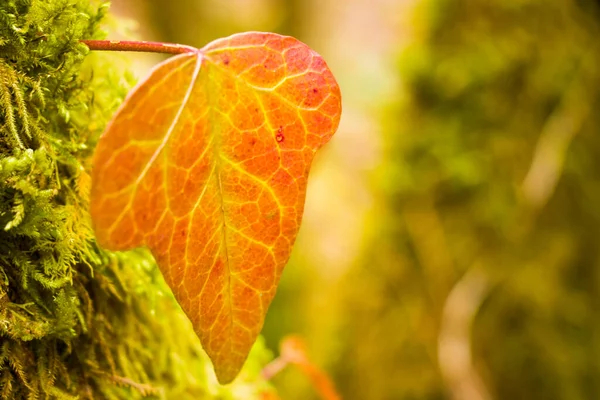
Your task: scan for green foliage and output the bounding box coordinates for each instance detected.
[324,1,600,399]
[0,1,272,398]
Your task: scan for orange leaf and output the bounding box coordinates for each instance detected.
[90,32,341,383]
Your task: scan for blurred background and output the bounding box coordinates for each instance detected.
[108,1,600,399]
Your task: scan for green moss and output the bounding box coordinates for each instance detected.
[0,1,273,398]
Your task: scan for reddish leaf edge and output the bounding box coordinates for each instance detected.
[262,335,341,400]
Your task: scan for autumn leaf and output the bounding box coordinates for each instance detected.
[90,32,341,383]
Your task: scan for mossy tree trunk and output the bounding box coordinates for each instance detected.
[0,1,271,399]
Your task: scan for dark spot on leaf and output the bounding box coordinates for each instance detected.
[312,88,318,93]
[276,133,284,143]
[250,138,256,145]
[277,126,283,134]
[223,56,230,65]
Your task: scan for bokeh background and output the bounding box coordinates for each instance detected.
[108,1,600,399]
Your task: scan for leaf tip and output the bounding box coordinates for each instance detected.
[214,362,243,385]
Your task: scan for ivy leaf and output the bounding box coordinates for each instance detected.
[90,32,341,383]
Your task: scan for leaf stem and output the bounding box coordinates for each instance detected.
[81,40,197,55]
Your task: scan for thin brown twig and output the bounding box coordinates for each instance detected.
[80,40,197,55]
